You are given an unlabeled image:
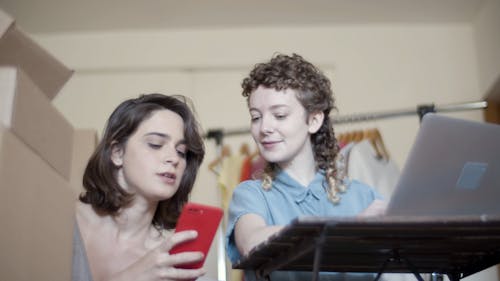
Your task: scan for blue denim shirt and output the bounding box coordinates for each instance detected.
[226,170,382,281]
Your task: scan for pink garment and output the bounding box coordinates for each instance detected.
[250,155,266,180]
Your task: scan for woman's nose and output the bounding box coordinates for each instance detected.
[163,148,180,166]
[260,116,274,134]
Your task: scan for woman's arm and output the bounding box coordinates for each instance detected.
[234,213,283,257]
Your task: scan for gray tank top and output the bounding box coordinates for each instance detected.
[72,222,93,281]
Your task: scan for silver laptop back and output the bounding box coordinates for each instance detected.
[386,113,500,216]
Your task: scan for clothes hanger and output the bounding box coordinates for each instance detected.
[337,131,346,145]
[354,130,365,142]
[344,130,355,143]
[365,128,390,160]
[208,144,232,174]
[374,128,390,160]
[337,129,361,145]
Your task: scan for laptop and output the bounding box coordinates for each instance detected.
[386,113,500,217]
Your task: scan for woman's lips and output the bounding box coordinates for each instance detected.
[261,140,281,150]
[158,172,176,184]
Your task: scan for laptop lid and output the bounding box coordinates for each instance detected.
[386,113,500,216]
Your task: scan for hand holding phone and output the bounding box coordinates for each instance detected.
[169,202,223,269]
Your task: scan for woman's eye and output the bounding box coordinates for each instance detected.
[177,149,187,158]
[250,116,261,123]
[148,143,162,149]
[275,114,287,120]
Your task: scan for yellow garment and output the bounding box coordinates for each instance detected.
[216,154,245,281]
[217,153,246,210]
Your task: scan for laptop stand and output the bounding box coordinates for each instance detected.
[234,215,500,281]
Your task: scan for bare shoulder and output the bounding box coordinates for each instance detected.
[76,201,93,221]
[75,201,102,236]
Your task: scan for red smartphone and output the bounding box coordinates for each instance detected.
[169,202,223,269]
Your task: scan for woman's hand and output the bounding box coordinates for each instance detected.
[357,199,387,217]
[109,230,206,281]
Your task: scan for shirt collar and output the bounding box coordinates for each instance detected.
[274,170,326,203]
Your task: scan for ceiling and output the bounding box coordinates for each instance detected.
[0,0,486,34]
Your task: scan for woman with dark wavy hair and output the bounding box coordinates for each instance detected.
[226,54,386,281]
[73,93,206,281]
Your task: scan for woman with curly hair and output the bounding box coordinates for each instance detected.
[226,54,386,280]
[73,93,206,281]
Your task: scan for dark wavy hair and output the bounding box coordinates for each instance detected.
[241,53,346,203]
[80,93,205,229]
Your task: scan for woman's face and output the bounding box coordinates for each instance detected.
[249,86,320,168]
[111,109,187,202]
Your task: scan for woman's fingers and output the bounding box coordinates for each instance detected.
[358,199,387,217]
[155,230,205,268]
[162,230,198,251]
[109,230,206,281]
[166,251,205,267]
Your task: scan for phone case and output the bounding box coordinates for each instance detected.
[169,202,223,269]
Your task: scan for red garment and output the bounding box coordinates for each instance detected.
[239,155,252,182]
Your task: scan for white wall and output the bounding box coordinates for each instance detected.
[39,24,484,165]
[474,0,500,96]
[35,23,493,280]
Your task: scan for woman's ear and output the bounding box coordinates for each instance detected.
[110,142,124,167]
[308,111,325,134]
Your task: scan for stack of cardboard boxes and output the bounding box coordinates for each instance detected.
[0,9,97,280]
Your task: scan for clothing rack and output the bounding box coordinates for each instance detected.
[204,100,488,144]
[205,100,487,281]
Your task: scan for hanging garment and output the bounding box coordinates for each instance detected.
[347,139,400,199]
[216,153,246,210]
[345,140,422,281]
[208,146,246,281]
[240,153,266,182]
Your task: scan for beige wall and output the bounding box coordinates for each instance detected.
[40,24,484,165]
[33,19,497,281]
[475,0,500,97]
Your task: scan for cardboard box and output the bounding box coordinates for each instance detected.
[70,129,98,195]
[0,8,73,100]
[0,128,74,281]
[0,124,5,168]
[0,66,74,179]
